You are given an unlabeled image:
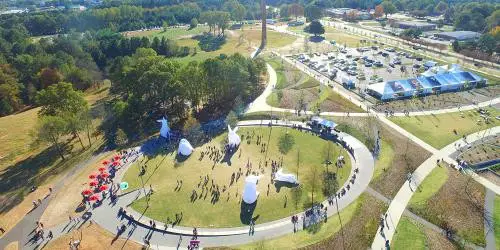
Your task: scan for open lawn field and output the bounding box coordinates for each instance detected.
[44,222,143,250]
[408,165,486,246]
[287,25,363,47]
[123,26,208,40]
[390,107,499,149]
[123,127,352,228]
[392,217,427,249]
[495,196,500,247]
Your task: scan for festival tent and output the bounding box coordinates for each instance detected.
[275,169,298,184]
[242,175,261,204]
[157,117,171,139]
[227,125,241,147]
[178,139,194,156]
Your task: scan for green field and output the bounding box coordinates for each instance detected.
[495,196,500,247]
[409,166,448,211]
[390,107,499,149]
[123,127,352,227]
[288,25,363,47]
[392,217,427,249]
[123,26,209,40]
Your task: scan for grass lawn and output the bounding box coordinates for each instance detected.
[371,139,394,182]
[495,196,500,247]
[392,216,427,249]
[390,107,499,149]
[409,166,448,211]
[241,27,297,49]
[123,127,352,228]
[231,194,364,250]
[323,27,364,47]
[45,222,143,250]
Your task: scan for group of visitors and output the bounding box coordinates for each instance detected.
[291,215,300,233]
[29,221,53,245]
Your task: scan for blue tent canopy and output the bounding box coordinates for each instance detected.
[311,117,337,129]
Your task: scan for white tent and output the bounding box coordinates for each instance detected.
[157,117,170,138]
[275,168,298,184]
[242,175,261,204]
[227,125,241,147]
[178,139,194,156]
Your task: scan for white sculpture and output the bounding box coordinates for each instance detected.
[178,139,194,156]
[242,175,261,204]
[227,125,241,147]
[157,117,170,138]
[274,168,298,184]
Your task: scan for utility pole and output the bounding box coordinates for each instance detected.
[260,0,267,50]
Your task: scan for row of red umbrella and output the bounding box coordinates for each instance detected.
[81,154,123,202]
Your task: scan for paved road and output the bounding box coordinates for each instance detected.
[371,126,500,250]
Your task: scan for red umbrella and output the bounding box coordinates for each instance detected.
[88,173,97,179]
[100,173,110,179]
[81,189,93,196]
[114,155,121,161]
[89,194,100,201]
[98,167,106,172]
[102,160,109,165]
[112,161,119,166]
[99,185,108,191]
[89,180,98,186]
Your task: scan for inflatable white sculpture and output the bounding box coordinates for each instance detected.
[275,168,298,184]
[178,139,194,156]
[157,117,170,138]
[242,175,261,204]
[227,125,241,147]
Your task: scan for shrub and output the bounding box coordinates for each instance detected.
[278,132,295,154]
[196,33,227,52]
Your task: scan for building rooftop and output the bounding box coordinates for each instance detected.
[436,31,481,40]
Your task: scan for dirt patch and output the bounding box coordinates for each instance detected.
[422,227,456,250]
[302,194,387,249]
[410,168,486,246]
[44,222,143,250]
[457,137,499,165]
[4,241,18,250]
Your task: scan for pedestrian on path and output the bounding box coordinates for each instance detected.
[48,230,53,239]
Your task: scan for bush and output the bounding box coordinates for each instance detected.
[278,132,295,154]
[196,33,227,52]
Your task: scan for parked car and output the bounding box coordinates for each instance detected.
[416,57,423,61]
[365,62,372,67]
[374,61,383,67]
[413,64,421,68]
[389,62,395,68]
[385,47,395,52]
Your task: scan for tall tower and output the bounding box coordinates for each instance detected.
[260,0,267,50]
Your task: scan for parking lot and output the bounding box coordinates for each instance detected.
[290,44,429,96]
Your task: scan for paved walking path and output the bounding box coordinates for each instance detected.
[371,126,500,250]
[0,151,109,250]
[484,188,496,250]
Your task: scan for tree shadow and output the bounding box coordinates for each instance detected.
[274,181,299,193]
[309,36,325,43]
[220,147,238,166]
[240,200,258,225]
[0,146,62,214]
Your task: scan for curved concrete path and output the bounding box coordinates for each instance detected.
[371,126,500,250]
[83,120,374,248]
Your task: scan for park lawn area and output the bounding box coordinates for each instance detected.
[409,166,448,211]
[123,26,208,40]
[232,194,364,250]
[361,22,381,27]
[241,28,297,49]
[324,27,363,47]
[371,139,394,182]
[408,165,486,246]
[44,221,143,250]
[390,107,499,149]
[123,127,352,228]
[391,216,427,249]
[495,196,500,247]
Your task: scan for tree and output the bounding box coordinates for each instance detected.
[278,132,295,154]
[381,1,397,18]
[486,10,500,30]
[374,5,384,18]
[478,34,496,55]
[306,21,325,37]
[288,4,304,21]
[304,5,322,21]
[35,82,88,117]
[0,64,22,116]
[190,18,198,29]
[346,10,359,22]
[223,0,245,23]
[34,115,68,160]
[280,4,289,19]
[38,68,63,89]
[291,185,303,209]
[225,110,238,128]
[434,1,448,14]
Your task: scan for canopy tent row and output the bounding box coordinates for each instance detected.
[366,69,485,101]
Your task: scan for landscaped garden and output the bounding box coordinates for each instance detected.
[123,127,352,227]
[390,107,499,149]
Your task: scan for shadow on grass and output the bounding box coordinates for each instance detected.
[274,181,299,193]
[240,200,258,225]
